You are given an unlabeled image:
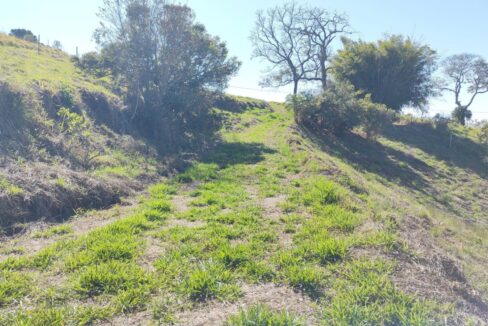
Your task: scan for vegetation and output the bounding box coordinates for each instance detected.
[9,29,37,42]
[291,81,394,137]
[251,2,349,94]
[94,0,240,151]
[332,35,437,112]
[440,53,488,125]
[2,97,486,324]
[226,305,303,326]
[1,1,488,325]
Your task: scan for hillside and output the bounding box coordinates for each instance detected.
[0,33,161,233]
[1,33,488,325]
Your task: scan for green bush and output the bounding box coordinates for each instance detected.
[478,122,488,146]
[291,82,393,138]
[359,96,395,140]
[290,82,361,135]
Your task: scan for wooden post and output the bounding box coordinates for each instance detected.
[37,35,40,54]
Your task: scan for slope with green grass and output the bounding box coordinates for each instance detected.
[1,88,487,325]
[0,33,161,233]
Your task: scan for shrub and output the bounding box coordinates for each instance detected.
[358,96,394,140]
[290,82,361,135]
[452,106,472,125]
[291,81,394,138]
[478,122,488,146]
[432,113,450,132]
[9,29,37,42]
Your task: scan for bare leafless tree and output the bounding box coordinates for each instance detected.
[250,2,314,95]
[301,9,350,90]
[250,2,350,95]
[441,53,488,125]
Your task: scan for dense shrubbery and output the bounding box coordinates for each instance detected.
[332,35,437,112]
[291,82,361,135]
[9,29,37,42]
[291,81,394,139]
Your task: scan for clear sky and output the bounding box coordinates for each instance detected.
[1,0,488,120]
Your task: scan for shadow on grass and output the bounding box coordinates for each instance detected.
[383,122,487,179]
[304,127,435,194]
[203,142,277,168]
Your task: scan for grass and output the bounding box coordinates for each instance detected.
[0,270,31,307]
[32,225,73,238]
[0,33,112,96]
[0,177,23,196]
[323,259,439,325]
[226,304,304,326]
[2,95,484,324]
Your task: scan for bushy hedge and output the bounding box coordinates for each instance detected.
[290,81,394,140]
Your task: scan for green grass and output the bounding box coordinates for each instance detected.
[226,304,304,326]
[1,96,477,324]
[0,270,31,307]
[323,259,439,325]
[32,225,73,238]
[0,177,23,196]
[0,33,112,96]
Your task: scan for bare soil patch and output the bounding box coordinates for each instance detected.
[393,215,488,323]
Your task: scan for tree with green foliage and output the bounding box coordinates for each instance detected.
[9,29,37,42]
[94,0,240,150]
[440,54,488,125]
[332,35,437,112]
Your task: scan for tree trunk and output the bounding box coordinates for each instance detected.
[293,80,298,95]
[320,61,327,91]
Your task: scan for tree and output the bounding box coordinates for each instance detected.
[9,29,37,42]
[52,40,63,50]
[94,0,240,150]
[300,8,350,90]
[332,35,437,112]
[250,2,349,94]
[441,54,488,125]
[251,2,313,95]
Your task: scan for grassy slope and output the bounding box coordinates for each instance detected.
[1,95,487,325]
[0,33,111,95]
[0,34,160,231]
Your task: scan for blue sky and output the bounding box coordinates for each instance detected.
[1,0,488,120]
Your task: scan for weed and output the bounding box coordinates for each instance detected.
[226,304,304,326]
[184,263,241,302]
[74,261,153,297]
[0,270,30,307]
[32,225,73,238]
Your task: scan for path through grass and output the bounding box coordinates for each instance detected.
[0,103,445,325]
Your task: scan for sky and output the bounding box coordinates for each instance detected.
[1,0,488,120]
